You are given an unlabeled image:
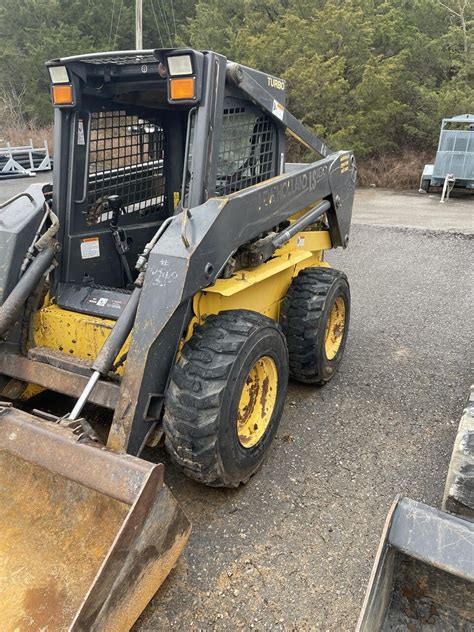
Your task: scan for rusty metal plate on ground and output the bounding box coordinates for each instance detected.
[357,497,474,631]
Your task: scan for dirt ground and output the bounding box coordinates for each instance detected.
[0,177,472,629]
[352,187,472,234]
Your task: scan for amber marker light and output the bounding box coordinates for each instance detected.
[51,84,74,105]
[169,77,196,101]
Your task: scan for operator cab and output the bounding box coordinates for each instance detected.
[47,49,283,317]
[47,50,194,309]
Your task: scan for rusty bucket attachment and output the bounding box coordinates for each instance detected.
[0,405,191,631]
[357,496,474,631]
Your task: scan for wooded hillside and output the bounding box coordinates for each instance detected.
[0,0,472,159]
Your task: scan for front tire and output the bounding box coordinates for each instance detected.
[163,310,289,487]
[281,267,350,384]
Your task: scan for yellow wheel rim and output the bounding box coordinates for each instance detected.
[324,297,346,360]
[236,356,278,449]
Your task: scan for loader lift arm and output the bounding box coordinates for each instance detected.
[226,62,332,158]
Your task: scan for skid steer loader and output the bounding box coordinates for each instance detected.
[0,48,355,630]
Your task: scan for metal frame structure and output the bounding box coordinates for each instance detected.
[357,496,474,631]
[420,113,474,193]
[0,140,52,178]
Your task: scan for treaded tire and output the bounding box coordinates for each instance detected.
[163,310,289,487]
[280,267,350,384]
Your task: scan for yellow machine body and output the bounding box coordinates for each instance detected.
[28,230,331,393]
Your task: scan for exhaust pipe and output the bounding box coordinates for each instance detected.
[0,245,57,339]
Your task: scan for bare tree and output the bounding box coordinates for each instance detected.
[0,80,27,126]
[437,1,471,68]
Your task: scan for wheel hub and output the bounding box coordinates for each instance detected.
[324,297,346,360]
[236,356,278,448]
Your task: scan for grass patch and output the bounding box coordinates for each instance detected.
[357,150,431,190]
[0,123,54,151]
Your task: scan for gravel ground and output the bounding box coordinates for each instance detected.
[134,223,472,631]
[0,171,51,203]
[1,175,471,629]
[352,187,472,234]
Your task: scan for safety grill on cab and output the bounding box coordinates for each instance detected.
[215,107,276,195]
[86,110,166,225]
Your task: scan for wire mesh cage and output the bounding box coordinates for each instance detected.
[215,107,276,195]
[87,110,165,224]
[434,130,474,181]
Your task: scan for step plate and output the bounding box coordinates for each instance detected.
[57,283,132,320]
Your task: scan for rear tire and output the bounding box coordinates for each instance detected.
[163,310,289,487]
[281,267,350,384]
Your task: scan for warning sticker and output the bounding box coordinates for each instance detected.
[77,119,85,145]
[80,237,100,259]
[296,235,305,247]
[272,99,285,121]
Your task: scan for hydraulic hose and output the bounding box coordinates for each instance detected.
[271,200,331,250]
[0,245,56,339]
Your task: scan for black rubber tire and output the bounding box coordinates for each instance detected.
[280,267,350,384]
[163,310,289,487]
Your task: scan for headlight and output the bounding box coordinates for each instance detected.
[167,55,193,76]
[48,66,70,84]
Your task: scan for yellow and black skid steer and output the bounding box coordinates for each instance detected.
[0,48,356,630]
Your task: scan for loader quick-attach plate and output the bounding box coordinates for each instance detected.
[357,496,474,631]
[0,405,191,631]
